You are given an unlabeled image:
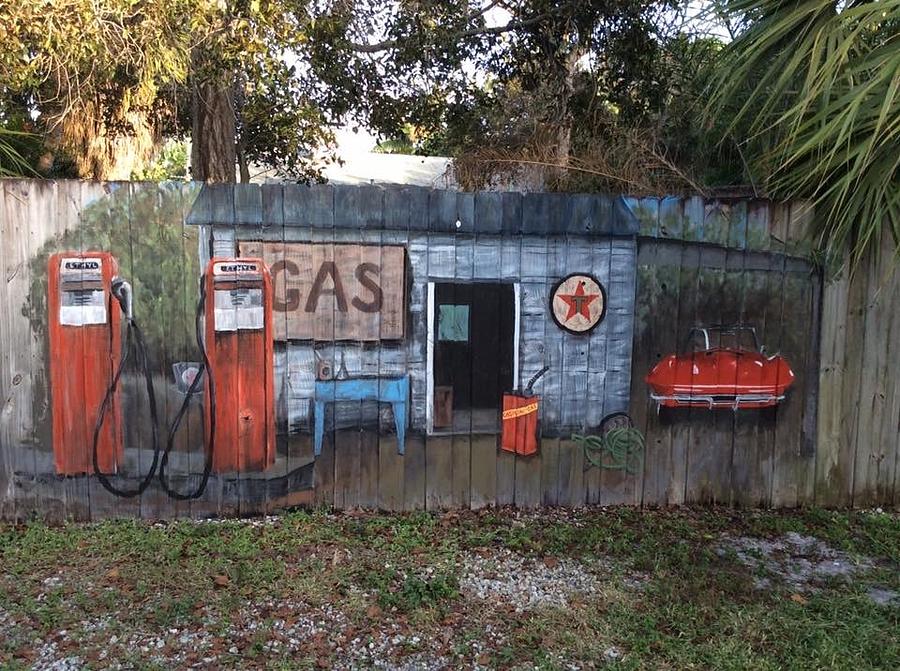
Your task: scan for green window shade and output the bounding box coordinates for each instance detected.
[438,304,469,342]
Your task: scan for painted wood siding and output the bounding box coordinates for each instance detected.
[227,230,635,436]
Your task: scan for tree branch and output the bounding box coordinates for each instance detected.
[348,8,564,53]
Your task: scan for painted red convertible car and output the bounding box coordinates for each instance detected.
[646,325,795,410]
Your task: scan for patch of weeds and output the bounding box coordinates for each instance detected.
[367,511,441,555]
[376,571,459,613]
[491,644,520,668]
[604,576,900,670]
[16,591,69,632]
[497,522,542,553]
[457,522,498,548]
[1,523,79,574]
[151,593,198,628]
[234,557,284,590]
[355,560,396,593]
[538,523,579,555]
[70,588,111,618]
[738,591,899,669]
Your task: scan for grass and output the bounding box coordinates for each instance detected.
[1,507,898,669]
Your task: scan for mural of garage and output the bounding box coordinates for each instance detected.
[2,180,894,521]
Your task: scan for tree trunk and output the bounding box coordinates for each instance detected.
[237,140,251,183]
[191,69,237,183]
[547,46,582,185]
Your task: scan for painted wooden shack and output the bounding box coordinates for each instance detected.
[187,184,638,444]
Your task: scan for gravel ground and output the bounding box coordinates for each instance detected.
[459,548,606,611]
[0,544,620,670]
[718,531,875,591]
[2,509,897,670]
[11,598,459,670]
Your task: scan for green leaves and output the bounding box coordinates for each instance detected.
[707,0,900,265]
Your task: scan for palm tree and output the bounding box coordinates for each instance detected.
[707,0,899,265]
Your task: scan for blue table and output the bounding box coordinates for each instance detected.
[313,376,410,456]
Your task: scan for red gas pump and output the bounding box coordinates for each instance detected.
[204,258,275,473]
[159,256,275,500]
[50,251,161,497]
[48,252,122,475]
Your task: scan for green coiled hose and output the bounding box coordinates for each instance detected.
[573,427,645,475]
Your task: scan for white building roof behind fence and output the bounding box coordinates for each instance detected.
[251,152,457,190]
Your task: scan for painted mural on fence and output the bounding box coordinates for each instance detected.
[0,182,828,520]
[3,182,639,518]
[626,196,822,507]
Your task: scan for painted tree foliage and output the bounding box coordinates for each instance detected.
[23,183,201,363]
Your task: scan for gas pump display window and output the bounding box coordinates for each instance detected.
[213,286,264,331]
[211,261,265,332]
[58,257,107,326]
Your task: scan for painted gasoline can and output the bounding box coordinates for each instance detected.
[501,393,540,456]
[500,365,548,456]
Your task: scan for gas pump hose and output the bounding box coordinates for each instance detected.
[92,281,160,498]
[157,276,216,500]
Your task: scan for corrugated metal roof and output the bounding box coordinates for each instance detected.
[186,183,639,236]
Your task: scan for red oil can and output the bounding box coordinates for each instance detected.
[501,394,540,456]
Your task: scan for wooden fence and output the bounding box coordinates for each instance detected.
[625,197,899,508]
[815,231,900,507]
[0,180,896,521]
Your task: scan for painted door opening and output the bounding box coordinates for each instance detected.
[428,282,517,434]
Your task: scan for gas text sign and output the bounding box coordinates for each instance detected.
[239,242,405,341]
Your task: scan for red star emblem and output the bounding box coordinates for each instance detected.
[558,281,599,321]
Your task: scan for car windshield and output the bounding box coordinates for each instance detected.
[687,327,758,352]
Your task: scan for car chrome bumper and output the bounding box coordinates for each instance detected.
[650,393,785,410]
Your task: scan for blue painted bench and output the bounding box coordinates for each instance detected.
[313,376,409,456]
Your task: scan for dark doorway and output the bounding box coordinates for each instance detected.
[433,282,515,433]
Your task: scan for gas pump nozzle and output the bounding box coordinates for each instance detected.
[111,277,133,322]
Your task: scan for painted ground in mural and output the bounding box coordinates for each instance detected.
[1,508,898,670]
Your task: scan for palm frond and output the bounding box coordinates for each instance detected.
[0,128,36,177]
[706,0,900,264]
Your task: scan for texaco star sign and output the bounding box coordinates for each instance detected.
[550,273,607,335]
